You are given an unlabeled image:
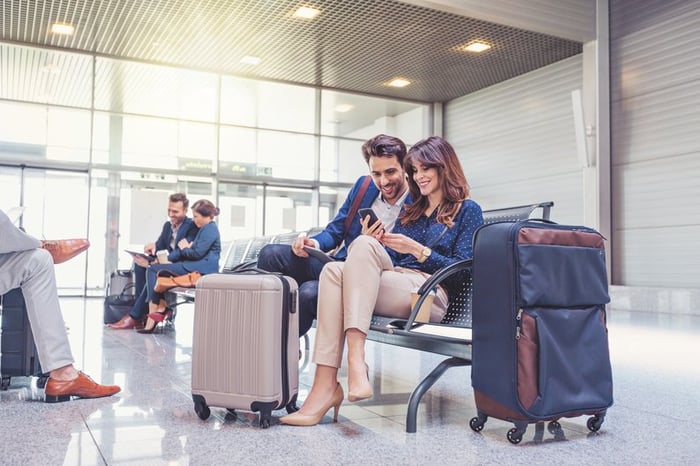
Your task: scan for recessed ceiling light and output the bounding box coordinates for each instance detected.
[50,22,75,36]
[334,104,354,113]
[41,63,60,74]
[293,6,321,19]
[462,41,491,53]
[240,55,262,65]
[386,78,411,88]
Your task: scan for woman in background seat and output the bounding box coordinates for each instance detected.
[138,199,221,333]
[281,136,483,426]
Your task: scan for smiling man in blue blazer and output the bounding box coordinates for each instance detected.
[258,134,411,337]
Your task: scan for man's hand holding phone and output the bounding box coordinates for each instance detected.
[358,208,384,238]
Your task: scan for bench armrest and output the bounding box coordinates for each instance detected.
[404,258,473,331]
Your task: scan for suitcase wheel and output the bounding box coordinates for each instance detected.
[547,420,562,434]
[1,376,10,391]
[587,414,604,432]
[506,421,528,444]
[192,395,210,420]
[259,415,271,429]
[507,427,524,444]
[469,412,488,432]
[36,374,49,390]
[225,409,238,421]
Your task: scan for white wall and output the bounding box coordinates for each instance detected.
[610,0,700,288]
[444,55,584,225]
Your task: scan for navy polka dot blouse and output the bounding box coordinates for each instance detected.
[387,199,484,295]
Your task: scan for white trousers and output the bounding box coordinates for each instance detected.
[0,209,74,372]
[313,235,448,368]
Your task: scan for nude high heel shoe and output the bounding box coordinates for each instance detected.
[279,383,344,426]
[347,364,373,402]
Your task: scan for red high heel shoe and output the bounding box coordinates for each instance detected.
[137,308,173,334]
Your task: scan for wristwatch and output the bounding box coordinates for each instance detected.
[418,246,432,263]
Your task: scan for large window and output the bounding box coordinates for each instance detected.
[0,41,430,293]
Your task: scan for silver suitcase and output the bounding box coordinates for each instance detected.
[191,272,299,428]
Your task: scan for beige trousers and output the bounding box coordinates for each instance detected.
[313,235,448,368]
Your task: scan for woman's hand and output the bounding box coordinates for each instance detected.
[360,215,384,240]
[380,232,423,257]
[178,238,193,250]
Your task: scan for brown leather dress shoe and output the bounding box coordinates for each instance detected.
[108,315,140,330]
[45,371,121,403]
[41,239,90,264]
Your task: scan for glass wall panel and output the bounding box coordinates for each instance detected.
[257,130,315,180]
[220,76,315,133]
[219,127,315,180]
[0,103,91,164]
[320,89,427,141]
[46,107,91,163]
[0,166,21,215]
[177,121,217,173]
[121,116,178,169]
[264,186,315,235]
[21,168,89,293]
[218,183,263,240]
[319,137,365,183]
[94,58,218,122]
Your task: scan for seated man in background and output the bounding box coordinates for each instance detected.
[0,208,121,403]
[109,192,198,329]
[257,134,411,337]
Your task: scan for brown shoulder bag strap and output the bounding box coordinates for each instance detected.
[342,176,372,240]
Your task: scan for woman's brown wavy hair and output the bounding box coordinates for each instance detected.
[400,136,470,227]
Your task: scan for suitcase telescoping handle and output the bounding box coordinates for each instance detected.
[525,218,557,225]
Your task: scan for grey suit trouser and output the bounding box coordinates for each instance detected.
[0,209,74,373]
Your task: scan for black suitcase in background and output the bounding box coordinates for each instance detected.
[108,269,134,297]
[470,220,613,444]
[0,288,45,390]
[104,269,135,324]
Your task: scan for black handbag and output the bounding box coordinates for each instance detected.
[103,283,136,324]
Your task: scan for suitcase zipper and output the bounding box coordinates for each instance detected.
[278,275,291,409]
[515,308,523,340]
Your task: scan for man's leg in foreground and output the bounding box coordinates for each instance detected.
[0,248,120,402]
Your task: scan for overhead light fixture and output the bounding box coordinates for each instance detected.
[386,78,411,88]
[41,63,61,74]
[293,6,321,19]
[50,22,75,36]
[334,104,354,113]
[462,41,491,53]
[240,55,262,65]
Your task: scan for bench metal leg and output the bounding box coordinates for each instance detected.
[406,356,470,433]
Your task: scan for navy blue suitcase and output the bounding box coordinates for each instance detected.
[1,288,45,390]
[469,220,613,444]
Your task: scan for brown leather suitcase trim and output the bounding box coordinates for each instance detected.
[517,313,538,410]
[474,390,528,421]
[518,227,604,249]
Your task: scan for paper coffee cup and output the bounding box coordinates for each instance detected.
[410,289,435,323]
[156,250,169,263]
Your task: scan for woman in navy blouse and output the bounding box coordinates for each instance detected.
[281,136,483,426]
[138,199,221,333]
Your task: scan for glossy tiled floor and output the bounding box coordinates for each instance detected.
[1,298,700,465]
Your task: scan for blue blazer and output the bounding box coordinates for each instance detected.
[312,176,411,260]
[168,222,221,274]
[154,217,198,262]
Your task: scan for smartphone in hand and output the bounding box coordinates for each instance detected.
[358,208,380,225]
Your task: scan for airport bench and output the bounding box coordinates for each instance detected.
[171,201,554,432]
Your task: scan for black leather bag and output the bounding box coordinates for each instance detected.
[103,283,136,324]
